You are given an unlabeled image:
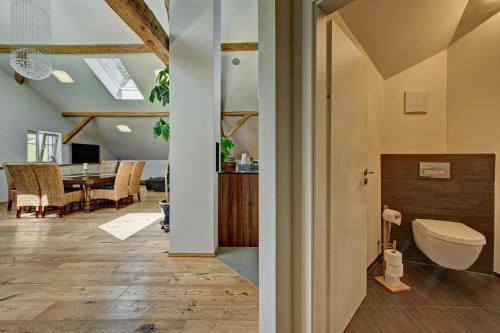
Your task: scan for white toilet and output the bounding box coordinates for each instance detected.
[412,219,486,270]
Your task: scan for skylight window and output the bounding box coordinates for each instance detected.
[84,58,144,100]
[116,125,132,133]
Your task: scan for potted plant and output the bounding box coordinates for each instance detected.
[150,68,170,231]
[221,135,235,172]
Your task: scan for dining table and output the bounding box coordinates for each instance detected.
[62,172,116,212]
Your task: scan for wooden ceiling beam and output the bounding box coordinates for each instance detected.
[226,114,252,138]
[62,112,259,118]
[0,43,258,54]
[62,112,169,118]
[0,44,151,54]
[63,116,95,144]
[105,0,169,65]
[221,42,258,52]
[14,72,25,85]
[222,111,259,117]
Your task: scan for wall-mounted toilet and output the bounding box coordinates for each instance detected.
[412,219,486,270]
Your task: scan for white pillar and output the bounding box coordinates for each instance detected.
[169,0,221,254]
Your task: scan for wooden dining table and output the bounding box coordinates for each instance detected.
[62,173,116,212]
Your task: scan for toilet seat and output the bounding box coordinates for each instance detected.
[414,219,486,246]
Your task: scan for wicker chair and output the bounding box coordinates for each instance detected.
[92,161,134,210]
[100,160,119,175]
[32,163,84,218]
[4,164,41,218]
[2,163,17,211]
[128,161,145,203]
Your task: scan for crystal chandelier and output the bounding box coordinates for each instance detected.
[9,0,53,80]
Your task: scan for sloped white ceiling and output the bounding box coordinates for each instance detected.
[451,0,500,44]
[0,0,258,160]
[339,0,468,78]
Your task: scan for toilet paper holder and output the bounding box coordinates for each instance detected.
[375,205,411,293]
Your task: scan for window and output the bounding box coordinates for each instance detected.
[27,130,62,163]
[84,58,144,100]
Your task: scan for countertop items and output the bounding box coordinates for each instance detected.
[218,170,259,174]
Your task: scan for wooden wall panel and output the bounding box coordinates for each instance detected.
[218,173,259,247]
[381,154,495,274]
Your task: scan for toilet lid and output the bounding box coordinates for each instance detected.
[414,219,486,246]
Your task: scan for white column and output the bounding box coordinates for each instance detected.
[169,0,221,254]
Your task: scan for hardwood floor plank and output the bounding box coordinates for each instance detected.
[0,301,55,320]
[119,285,258,302]
[35,300,258,321]
[0,285,128,302]
[182,320,258,333]
[0,189,259,332]
[0,320,186,333]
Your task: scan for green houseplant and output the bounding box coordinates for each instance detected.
[220,134,235,163]
[220,134,235,171]
[150,68,170,231]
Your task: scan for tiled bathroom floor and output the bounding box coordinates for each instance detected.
[346,262,500,333]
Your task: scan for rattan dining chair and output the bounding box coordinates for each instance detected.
[32,163,84,218]
[4,163,41,218]
[2,163,17,211]
[100,160,119,175]
[128,161,145,203]
[92,161,134,210]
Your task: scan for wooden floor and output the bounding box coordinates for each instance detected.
[0,189,258,333]
[346,261,500,332]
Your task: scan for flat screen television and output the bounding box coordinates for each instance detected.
[71,143,100,164]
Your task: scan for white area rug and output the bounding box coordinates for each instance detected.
[99,213,163,240]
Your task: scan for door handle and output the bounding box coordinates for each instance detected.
[364,169,374,185]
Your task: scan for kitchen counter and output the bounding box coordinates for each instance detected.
[218,172,258,247]
[218,170,259,174]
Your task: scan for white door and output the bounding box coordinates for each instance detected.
[330,20,368,332]
[314,17,368,333]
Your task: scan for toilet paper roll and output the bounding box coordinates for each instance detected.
[384,249,403,266]
[383,209,402,225]
[384,271,400,288]
[386,263,403,277]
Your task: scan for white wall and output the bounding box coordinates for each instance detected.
[169,0,221,254]
[0,68,115,202]
[447,12,500,274]
[383,51,448,154]
[0,70,115,165]
[220,0,259,162]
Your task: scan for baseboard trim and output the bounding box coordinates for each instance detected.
[367,253,382,274]
[168,247,219,258]
[494,271,500,279]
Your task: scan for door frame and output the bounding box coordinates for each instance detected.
[258,1,357,332]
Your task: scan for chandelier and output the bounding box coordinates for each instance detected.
[9,0,53,80]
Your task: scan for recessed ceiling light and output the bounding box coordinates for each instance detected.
[116,125,132,133]
[52,70,74,83]
[84,58,144,100]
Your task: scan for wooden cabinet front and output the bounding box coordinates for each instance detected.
[218,173,258,247]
